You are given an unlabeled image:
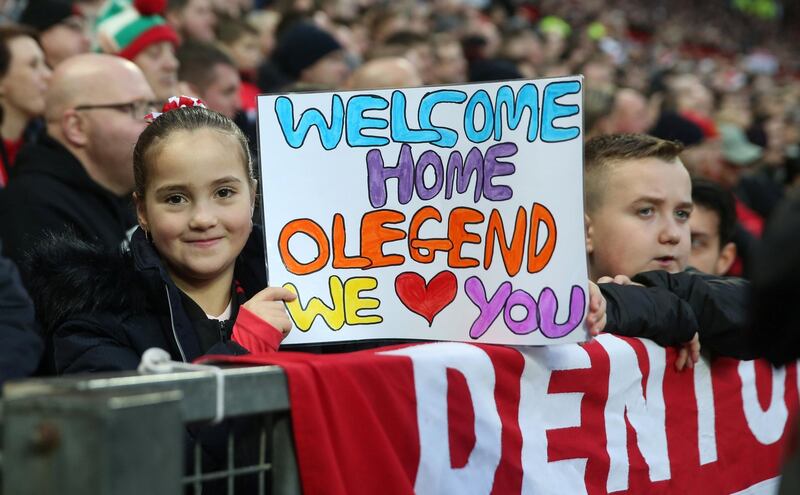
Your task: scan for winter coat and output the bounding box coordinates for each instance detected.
[751,193,800,365]
[600,269,753,360]
[0,134,136,267]
[0,244,42,386]
[26,227,272,374]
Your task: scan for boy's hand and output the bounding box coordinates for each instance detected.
[242,287,297,336]
[587,281,607,336]
[674,332,701,371]
[597,274,644,287]
[599,275,699,371]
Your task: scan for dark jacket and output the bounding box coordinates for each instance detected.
[26,227,268,374]
[0,245,42,386]
[633,270,752,359]
[601,269,753,360]
[0,134,136,267]
[750,193,800,365]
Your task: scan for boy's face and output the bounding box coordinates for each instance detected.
[689,205,736,275]
[586,157,693,280]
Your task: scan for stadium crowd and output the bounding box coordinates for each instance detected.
[0,1,798,485]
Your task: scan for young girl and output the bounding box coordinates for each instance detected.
[28,97,296,374]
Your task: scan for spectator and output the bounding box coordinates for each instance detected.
[215,16,262,116]
[0,54,155,266]
[689,179,738,275]
[94,0,180,101]
[430,34,467,84]
[26,100,294,374]
[346,57,422,90]
[176,41,240,119]
[270,21,350,90]
[165,0,217,43]
[19,0,90,69]
[584,134,753,360]
[0,25,51,187]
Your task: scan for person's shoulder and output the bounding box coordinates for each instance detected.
[25,231,147,334]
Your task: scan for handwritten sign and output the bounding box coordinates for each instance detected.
[257,76,588,345]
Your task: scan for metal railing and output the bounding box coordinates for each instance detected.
[1,365,300,495]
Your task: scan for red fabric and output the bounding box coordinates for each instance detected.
[0,137,23,187]
[239,81,259,112]
[735,197,764,237]
[201,337,796,494]
[681,111,719,138]
[231,306,284,353]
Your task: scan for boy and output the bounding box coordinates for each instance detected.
[689,179,737,275]
[584,134,753,361]
[584,134,693,280]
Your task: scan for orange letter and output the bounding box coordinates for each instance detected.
[408,206,454,264]
[447,207,485,268]
[279,218,330,275]
[360,209,406,268]
[527,203,557,273]
[332,214,371,269]
[484,207,527,276]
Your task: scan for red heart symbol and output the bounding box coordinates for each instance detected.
[395,271,457,326]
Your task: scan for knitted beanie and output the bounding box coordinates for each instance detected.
[271,22,342,79]
[94,0,179,61]
[20,0,76,32]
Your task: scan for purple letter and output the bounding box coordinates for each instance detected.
[483,142,517,201]
[465,276,511,339]
[445,147,484,203]
[367,144,414,208]
[538,285,585,338]
[503,290,539,335]
[414,150,444,201]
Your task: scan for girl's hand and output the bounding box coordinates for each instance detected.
[242,287,297,336]
[587,281,607,336]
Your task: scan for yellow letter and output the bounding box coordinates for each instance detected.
[283,276,346,331]
[344,277,383,325]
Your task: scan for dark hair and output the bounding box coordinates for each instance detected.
[691,178,737,246]
[0,24,39,80]
[216,16,258,44]
[133,106,253,196]
[166,0,191,12]
[176,41,235,91]
[584,133,684,212]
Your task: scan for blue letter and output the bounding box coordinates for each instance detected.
[464,90,494,143]
[390,91,440,144]
[541,81,581,143]
[346,95,389,147]
[419,90,467,148]
[494,84,539,142]
[274,95,344,150]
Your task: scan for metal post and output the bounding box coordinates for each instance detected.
[271,413,302,495]
[3,389,183,495]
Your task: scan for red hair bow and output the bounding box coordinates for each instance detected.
[145,95,207,122]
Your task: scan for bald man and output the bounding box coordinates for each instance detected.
[346,57,422,90]
[0,54,156,265]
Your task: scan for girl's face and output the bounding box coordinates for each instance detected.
[0,35,51,118]
[136,128,255,288]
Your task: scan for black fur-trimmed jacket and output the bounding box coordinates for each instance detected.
[27,227,268,374]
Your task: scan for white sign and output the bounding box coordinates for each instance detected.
[257,76,588,345]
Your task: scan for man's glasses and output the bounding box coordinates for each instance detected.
[74,100,162,120]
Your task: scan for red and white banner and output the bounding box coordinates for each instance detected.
[207,334,798,494]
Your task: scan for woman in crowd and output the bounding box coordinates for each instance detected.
[0,25,51,187]
[27,97,295,373]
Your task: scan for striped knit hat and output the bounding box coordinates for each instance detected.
[94,0,179,61]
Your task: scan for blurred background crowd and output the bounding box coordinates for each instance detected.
[0,0,795,383]
[0,0,798,275]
